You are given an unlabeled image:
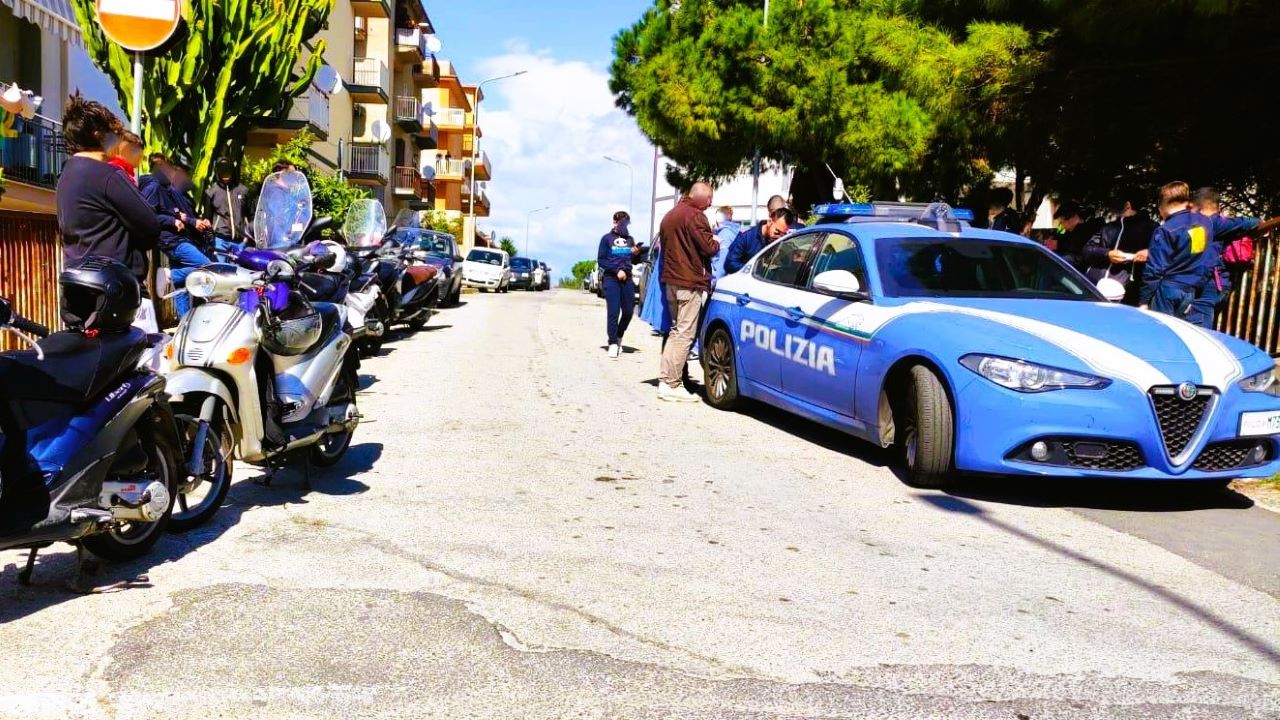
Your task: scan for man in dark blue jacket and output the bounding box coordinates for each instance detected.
[598,211,640,358]
[1141,181,1276,328]
[141,155,213,314]
[723,206,797,275]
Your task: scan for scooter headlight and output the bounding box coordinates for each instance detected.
[186,270,218,298]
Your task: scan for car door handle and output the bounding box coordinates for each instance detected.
[736,294,751,306]
[785,306,805,320]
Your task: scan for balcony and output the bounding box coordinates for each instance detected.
[413,117,438,150]
[395,27,427,64]
[474,150,492,181]
[0,114,65,191]
[412,55,440,88]
[431,157,467,181]
[348,58,389,104]
[462,185,490,217]
[252,86,330,141]
[394,96,422,132]
[393,166,423,198]
[351,0,390,18]
[347,143,390,185]
[436,107,466,129]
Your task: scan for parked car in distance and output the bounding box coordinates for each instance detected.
[584,266,599,294]
[539,262,552,290]
[632,243,651,305]
[397,228,464,306]
[463,248,511,292]
[510,256,539,291]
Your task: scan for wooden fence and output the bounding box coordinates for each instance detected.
[0,210,61,351]
[1215,230,1280,355]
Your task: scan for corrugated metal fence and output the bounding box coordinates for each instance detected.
[0,210,61,351]
[1216,230,1280,355]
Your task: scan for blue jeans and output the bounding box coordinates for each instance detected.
[168,241,213,316]
[603,274,635,345]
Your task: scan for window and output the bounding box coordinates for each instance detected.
[808,233,867,292]
[754,233,824,287]
[467,249,503,266]
[875,237,1099,300]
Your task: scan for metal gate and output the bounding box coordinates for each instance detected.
[1216,230,1280,355]
[0,210,61,350]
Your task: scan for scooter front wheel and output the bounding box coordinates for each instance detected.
[311,366,357,468]
[169,398,234,533]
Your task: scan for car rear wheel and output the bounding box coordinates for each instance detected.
[703,327,741,410]
[896,365,954,488]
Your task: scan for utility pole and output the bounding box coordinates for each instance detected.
[525,205,551,257]
[750,0,770,224]
[603,155,634,217]
[469,70,527,247]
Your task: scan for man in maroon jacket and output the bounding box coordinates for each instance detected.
[657,182,720,402]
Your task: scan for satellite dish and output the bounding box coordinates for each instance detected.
[421,101,435,117]
[369,119,392,142]
[314,65,343,95]
[424,34,442,53]
[420,166,436,181]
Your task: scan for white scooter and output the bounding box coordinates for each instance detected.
[163,171,361,511]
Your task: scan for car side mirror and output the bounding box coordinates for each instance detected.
[813,270,869,301]
[454,254,465,263]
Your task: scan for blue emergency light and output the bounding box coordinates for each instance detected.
[814,202,975,223]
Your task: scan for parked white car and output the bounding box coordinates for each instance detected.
[462,248,512,292]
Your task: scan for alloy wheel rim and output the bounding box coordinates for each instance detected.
[707,337,731,399]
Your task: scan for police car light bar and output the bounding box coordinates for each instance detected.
[814,202,975,223]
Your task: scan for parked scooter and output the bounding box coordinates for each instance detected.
[0,258,181,589]
[299,198,389,357]
[164,171,361,505]
[370,230,441,333]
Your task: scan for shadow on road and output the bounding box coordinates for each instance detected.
[419,324,453,332]
[359,373,379,390]
[945,476,1254,512]
[0,443,380,623]
[917,493,1280,667]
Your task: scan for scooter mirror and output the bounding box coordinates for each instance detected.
[304,216,334,241]
[0,297,11,326]
[383,225,398,241]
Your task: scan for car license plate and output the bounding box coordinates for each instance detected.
[1239,410,1280,437]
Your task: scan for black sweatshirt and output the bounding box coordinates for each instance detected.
[57,155,162,282]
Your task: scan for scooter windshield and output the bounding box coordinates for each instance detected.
[344,198,388,248]
[253,170,313,250]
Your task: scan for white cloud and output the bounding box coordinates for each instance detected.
[471,48,667,279]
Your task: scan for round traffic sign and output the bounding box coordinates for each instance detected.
[95,0,181,52]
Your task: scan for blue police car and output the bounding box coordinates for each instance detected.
[701,202,1280,488]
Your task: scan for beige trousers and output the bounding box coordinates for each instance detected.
[660,286,706,388]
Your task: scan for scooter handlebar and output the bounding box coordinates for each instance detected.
[10,314,49,339]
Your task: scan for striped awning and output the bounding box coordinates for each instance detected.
[1,0,83,47]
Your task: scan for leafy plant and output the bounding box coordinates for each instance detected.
[499,236,519,257]
[69,0,334,198]
[421,209,464,239]
[571,260,597,282]
[242,130,369,227]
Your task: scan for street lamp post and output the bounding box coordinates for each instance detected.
[603,155,634,217]
[525,206,551,257]
[750,0,771,224]
[469,70,528,248]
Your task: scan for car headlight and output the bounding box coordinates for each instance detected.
[1239,368,1279,395]
[186,270,218,298]
[960,354,1109,393]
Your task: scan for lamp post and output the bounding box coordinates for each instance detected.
[525,206,551,256]
[469,70,527,247]
[603,154,634,217]
[750,0,771,224]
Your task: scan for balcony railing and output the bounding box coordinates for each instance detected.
[394,95,421,125]
[348,143,390,180]
[474,150,492,179]
[413,55,440,87]
[393,166,422,197]
[431,158,467,178]
[395,27,427,60]
[351,57,389,90]
[436,107,466,128]
[0,114,65,190]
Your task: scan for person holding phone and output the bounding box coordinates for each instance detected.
[598,210,640,359]
[1082,190,1156,306]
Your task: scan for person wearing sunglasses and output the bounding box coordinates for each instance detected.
[722,204,798,275]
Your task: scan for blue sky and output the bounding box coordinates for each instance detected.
[424,0,663,278]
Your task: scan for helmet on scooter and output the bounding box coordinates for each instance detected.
[261,296,323,356]
[60,256,141,332]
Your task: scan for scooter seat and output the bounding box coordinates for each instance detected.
[0,328,149,404]
[299,272,348,304]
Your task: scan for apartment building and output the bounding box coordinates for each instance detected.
[422,59,488,251]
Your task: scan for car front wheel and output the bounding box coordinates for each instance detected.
[702,326,741,410]
[896,365,954,488]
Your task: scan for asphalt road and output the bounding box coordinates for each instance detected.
[1,289,1277,719]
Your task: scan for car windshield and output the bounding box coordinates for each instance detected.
[512,258,532,270]
[467,250,503,266]
[875,237,1101,301]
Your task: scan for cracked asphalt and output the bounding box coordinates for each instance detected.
[1,289,1278,719]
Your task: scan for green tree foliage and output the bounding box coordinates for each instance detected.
[571,260,597,282]
[421,209,465,239]
[612,0,1280,213]
[242,130,369,228]
[499,237,520,257]
[70,0,333,198]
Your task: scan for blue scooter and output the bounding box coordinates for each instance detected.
[0,298,181,591]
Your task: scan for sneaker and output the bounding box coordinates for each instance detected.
[657,383,700,403]
[608,343,620,359]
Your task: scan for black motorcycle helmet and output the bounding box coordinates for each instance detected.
[60,256,141,332]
